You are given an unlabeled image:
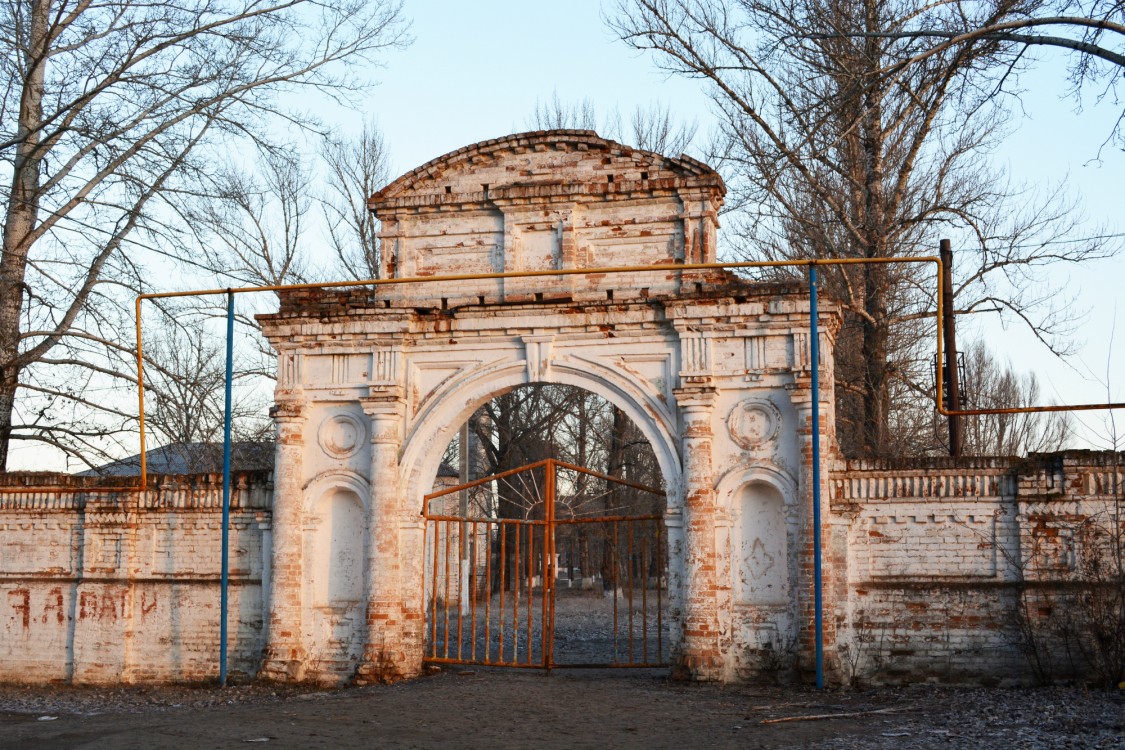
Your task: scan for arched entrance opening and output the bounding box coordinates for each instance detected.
[421,383,671,669]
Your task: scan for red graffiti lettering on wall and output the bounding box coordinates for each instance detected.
[42,587,64,625]
[78,589,129,622]
[7,589,30,629]
[140,591,157,621]
[78,591,96,619]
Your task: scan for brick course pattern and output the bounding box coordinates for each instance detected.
[833,452,1124,684]
[2,453,1118,685]
[0,472,271,684]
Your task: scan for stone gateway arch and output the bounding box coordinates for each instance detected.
[257,130,838,684]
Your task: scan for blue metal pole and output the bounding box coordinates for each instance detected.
[220,290,234,687]
[809,263,824,690]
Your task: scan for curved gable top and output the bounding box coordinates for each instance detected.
[368,130,725,214]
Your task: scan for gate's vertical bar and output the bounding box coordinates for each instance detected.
[430,518,440,657]
[456,521,464,660]
[484,521,493,661]
[809,262,825,690]
[549,463,558,668]
[656,525,663,662]
[498,525,506,661]
[543,460,554,669]
[459,422,471,619]
[612,520,619,661]
[640,529,648,663]
[220,290,234,687]
[444,521,452,657]
[513,521,521,663]
[627,521,635,662]
[470,521,479,661]
[526,516,534,664]
[421,515,429,658]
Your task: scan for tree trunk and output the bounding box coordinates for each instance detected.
[861,273,890,455]
[859,0,891,456]
[0,0,48,471]
[602,406,628,593]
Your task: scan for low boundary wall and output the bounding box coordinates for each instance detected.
[832,451,1123,684]
[0,472,271,684]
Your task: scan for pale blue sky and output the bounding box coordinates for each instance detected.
[369,0,713,170]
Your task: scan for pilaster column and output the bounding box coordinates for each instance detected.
[355,387,423,684]
[260,395,307,682]
[673,385,726,680]
[72,491,139,684]
[788,351,840,683]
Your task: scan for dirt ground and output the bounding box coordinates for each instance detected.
[3,594,1122,749]
[1,671,1122,750]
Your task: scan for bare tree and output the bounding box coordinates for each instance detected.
[627,103,700,157]
[464,384,661,489]
[809,1,1125,146]
[526,91,698,156]
[609,0,1117,458]
[182,148,314,287]
[527,91,600,133]
[0,0,409,470]
[153,124,394,471]
[321,122,392,280]
[141,314,272,472]
[961,340,1072,455]
[440,384,664,592]
[910,339,1073,456]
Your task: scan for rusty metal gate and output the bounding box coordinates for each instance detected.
[422,458,668,669]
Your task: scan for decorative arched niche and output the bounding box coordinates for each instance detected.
[735,480,789,606]
[310,487,365,610]
[301,473,370,681]
[715,466,799,670]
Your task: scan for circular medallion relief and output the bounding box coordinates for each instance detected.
[317,413,366,459]
[727,400,781,450]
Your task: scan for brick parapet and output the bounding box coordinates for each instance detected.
[0,471,272,511]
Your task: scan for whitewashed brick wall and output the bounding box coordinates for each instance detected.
[0,472,271,684]
[832,452,1124,684]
